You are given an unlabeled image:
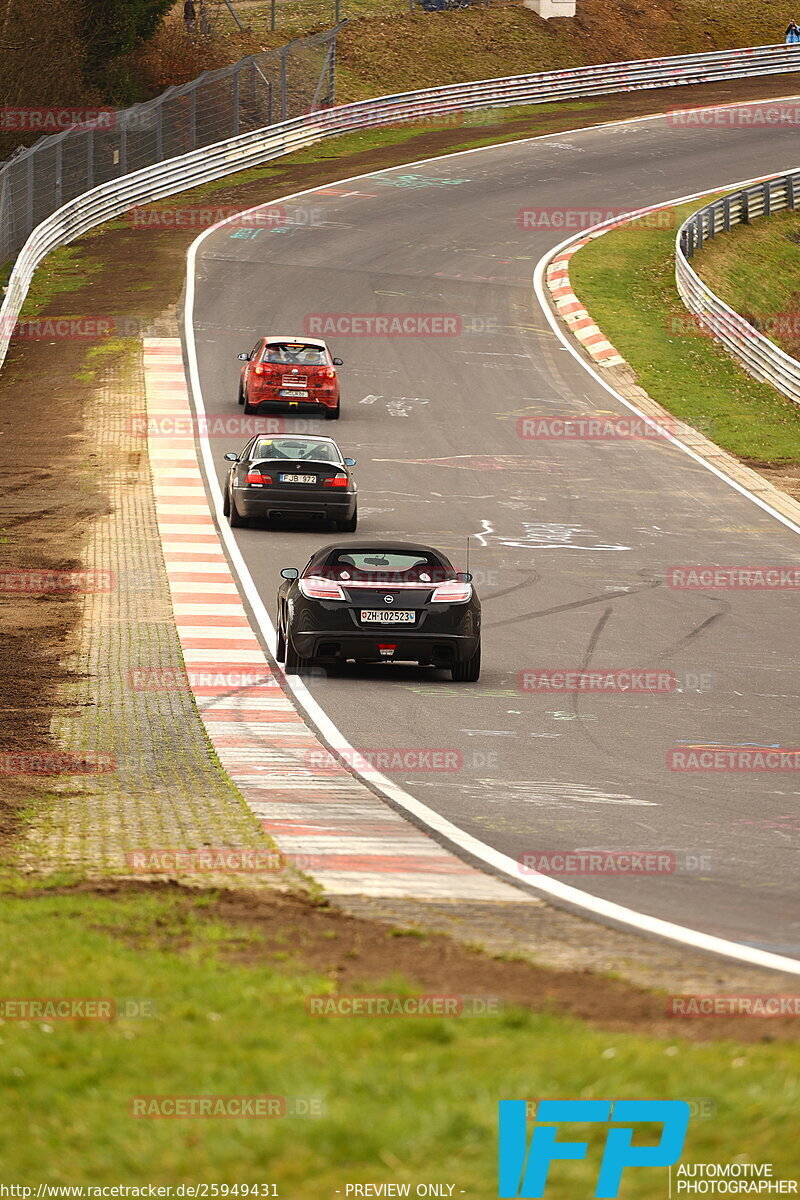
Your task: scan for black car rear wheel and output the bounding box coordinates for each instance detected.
[228,494,248,528]
[451,643,481,682]
[275,613,286,663]
[285,632,310,674]
[222,483,231,516]
[337,508,357,533]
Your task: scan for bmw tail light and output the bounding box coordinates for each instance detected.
[299,576,346,601]
[322,475,348,488]
[430,580,472,603]
[246,472,273,484]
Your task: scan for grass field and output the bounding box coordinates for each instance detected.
[691,206,800,361]
[1,888,798,1190]
[568,198,800,464]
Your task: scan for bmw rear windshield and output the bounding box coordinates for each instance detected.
[313,549,454,585]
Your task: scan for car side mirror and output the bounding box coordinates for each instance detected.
[280,568,299,580]
[224,452,238,462]
[332,357,343,366]
[237,352,250,361]
[457,572,473,583]
[343,457,356,466]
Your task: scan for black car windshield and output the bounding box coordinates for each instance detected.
[318,550,451,585]
[251,438,340,463]
[262,343,326,365]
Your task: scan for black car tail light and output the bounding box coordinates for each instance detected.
[299,576,347,601]
[246,471,273,485]
[323,475,348,488]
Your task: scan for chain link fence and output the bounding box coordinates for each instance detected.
[0,24,343,266]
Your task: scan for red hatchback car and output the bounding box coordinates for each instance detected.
[237,336,343,420]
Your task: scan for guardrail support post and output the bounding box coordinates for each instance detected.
[723,196,731,231]
[789,175,796,210]
[54,141,62,207]
[707,203,716,240]
[763,180,771,217]
[25,154,34,234]
[741,190,750,224]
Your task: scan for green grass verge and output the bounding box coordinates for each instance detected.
[692,207,800,357]
[568,198,800,464]
[1,889,798,1188]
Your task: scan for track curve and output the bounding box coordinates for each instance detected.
[187,102,800,960]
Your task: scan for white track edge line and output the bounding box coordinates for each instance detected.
[182,110,800,976]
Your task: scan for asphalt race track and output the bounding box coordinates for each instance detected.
[188,102,800,958]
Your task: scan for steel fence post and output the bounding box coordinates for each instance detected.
[119,121,127,174]
[156,102,163,160]
[86,128,94,189]
[26,153,34,235]
[189,87,197,151]
[233,69,240,136]
[55,140,63,207]
[280,50,287,120]
[271,0,276,30]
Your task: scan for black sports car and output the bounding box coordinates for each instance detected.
[276,541,481,681]
[222,434,357,530]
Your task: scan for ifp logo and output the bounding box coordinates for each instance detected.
[498,1099,690,1197]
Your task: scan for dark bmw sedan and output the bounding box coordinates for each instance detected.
[276,541,481,681]
[222,434,357,530]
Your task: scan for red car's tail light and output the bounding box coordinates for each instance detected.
[246,472,273,485]
[322,475,348,488]
[253,363,266,376]
[299,576,346,601]
[430,580,472,603]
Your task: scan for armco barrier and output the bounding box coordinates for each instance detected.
[676,169,800,403]
[3,43,800,369]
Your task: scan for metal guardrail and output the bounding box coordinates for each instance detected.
[3,42,800,370]
[676,171,800,403]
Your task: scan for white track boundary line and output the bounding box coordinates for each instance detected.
[183,108,800,976]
